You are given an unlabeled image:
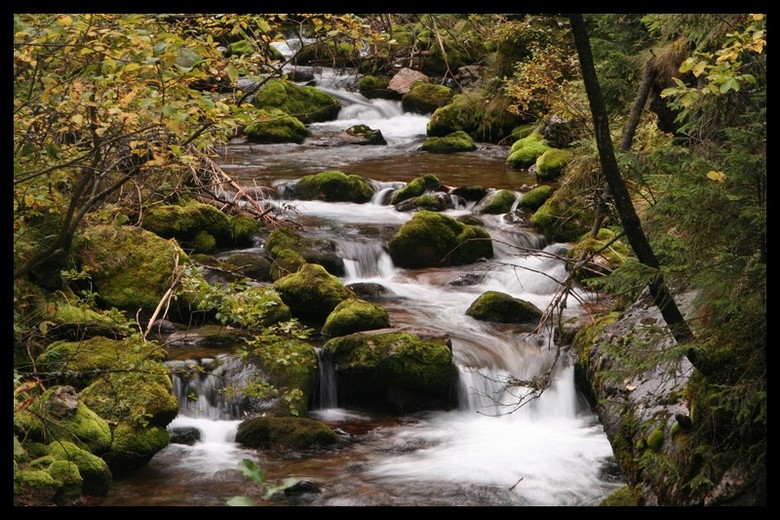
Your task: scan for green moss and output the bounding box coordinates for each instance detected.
[235,416,337,449]
[253,79,340,124]
[535,148,573,181]
[402,82,454,114]
[47,441,112,496]
[517,185,554,211]
[47,460,83,500]
[568,227,630,280]
[270,248,306,281]
[229,39,253,56]
[511,123,536,141]
[647,426,665,452]
[191,230,217,254]
[230,215,262,247]
[388,210,493,268]
[36,336,167,389]
[420,130,476,153]
[345,124,387,145]
[141,200,232,246]
[599,486,638,506]
[530,184,596,242]
[571,311,621,364]
[358,75,393,99]
[81,368,177,427]
[273,263,353,322]
[466,291,543,324]
[243,107,309,144]
[322,298,390,337]
[264,226,343,275]
[102,423,170,474]
[476,189,517,214]
[73,225,192,313]
[292,170,373,203]
[506,131,552,169]
[390,174,443,205]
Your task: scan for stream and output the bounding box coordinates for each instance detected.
[91,64,624,507]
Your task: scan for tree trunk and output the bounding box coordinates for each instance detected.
[568,14,701,368]
[620,54,656,153]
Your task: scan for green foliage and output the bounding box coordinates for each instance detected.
[227,458,300,506]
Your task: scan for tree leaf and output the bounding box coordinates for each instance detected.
[226,496,257,506]
[706,170,727,183]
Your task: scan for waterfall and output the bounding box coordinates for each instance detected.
[315,348,338,409]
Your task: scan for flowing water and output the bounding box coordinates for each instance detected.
[92,66,624,507]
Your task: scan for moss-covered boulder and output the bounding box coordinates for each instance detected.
[465,291,543,324]
[242,338,319,417]
[343,124,387,145]
[517,185,554,212]
[14,390,112,456]
[358,75,395,99]
[402,82,454,115]
[322,298,391,337]
[264,226,344,276]
[243,107,309,144]
[141,200,233,252]
[322,329,458,412]
[230,214,263,247]
[273,263,354,322]
[15,457,82,505]
[451,185,489,203]
[253,79,340,124]
[389,174,443,205]
[427,91,525,143]
[394,192,455,213]
[220,252,273,282]
[388,211,493,268]
[567,227,630,280]
[46,441,112,496]
[73,225,190,314]
[600,486,640,506]
[291,170,374,204]
[506,130,552,169]
[420,130,476,154]
[270,249,306,281]
[235,417,337,449]
[535,148,573,181]
[100,423,170,475]
[530,184,596,242]
[36,336,167,390]
[475,189,518,215]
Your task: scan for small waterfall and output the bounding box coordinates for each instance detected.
[336,238,395,280]
[315,348,338,409]
[169,356,243,421]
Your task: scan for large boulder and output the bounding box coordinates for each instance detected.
[358,75,395,99]
[342,124,387,145]
[45,441,112,496]
[141,200,233,252]
[474,189,518,215]
[388,211,493,268]
[273,263,354,322]
[506,130,552,169]
[517,185,554,212]
[427,91,525,143]
[465,291,544,324]
[264,226,344,276]
[389,174,443,205]
[72,225,191,314]
[530,183,596,242]
[290,170,374,204]
[99,423,170,475]
[252,79,341,124]
[388,67,429,97]
[321,298,391,337]
[402,82,453,115]
[420,130,476,154]
[243,107,309,144]
[235,417,338,449]
[535,148,573,181]
[322,328,459,412]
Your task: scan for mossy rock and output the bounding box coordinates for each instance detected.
[230,214,262,247]
[506,130,552,169]
[599,486,639,506]
[235,417,337,449]
[646,426,665,452]
[73,225,191,314]
[244,338,319,417]
[243,107,309,144]
[402,82,454,115]
[221,252,273,282]
[451,185,489,203]
[264,226,344,276]
[14,397,112,457]
[358,75,396,99]
[427,91,525,144]
[511,123,536,141]
[270,248,306,281]
[291,170,374,204]
[273,263,354,322]
[322,298,391,337]
[394,193,454,212]
[535,148,573,181]
[323,330,458,412]
[388,210,493,268]
[530,184,596,242]
[253,79,341,124]
[571,311,622,364]
[36,336,167,390]
[101,423,170,475]
[80,368,178,428]
[475,189,518,215]
[389,174,443,205]
[141,200,233,248]
[344,124,387,145]
[14,466,58,505]
[568,227,630,280]
[46,441,112,496]
[465,291,543,324]
[517,185,554,212]
[420,130,476,154]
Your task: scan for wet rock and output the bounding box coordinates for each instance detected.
[388,67,429,96]
[169,427,201,445]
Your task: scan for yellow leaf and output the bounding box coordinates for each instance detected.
[706,170,727,183]
[71,113,84,125]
